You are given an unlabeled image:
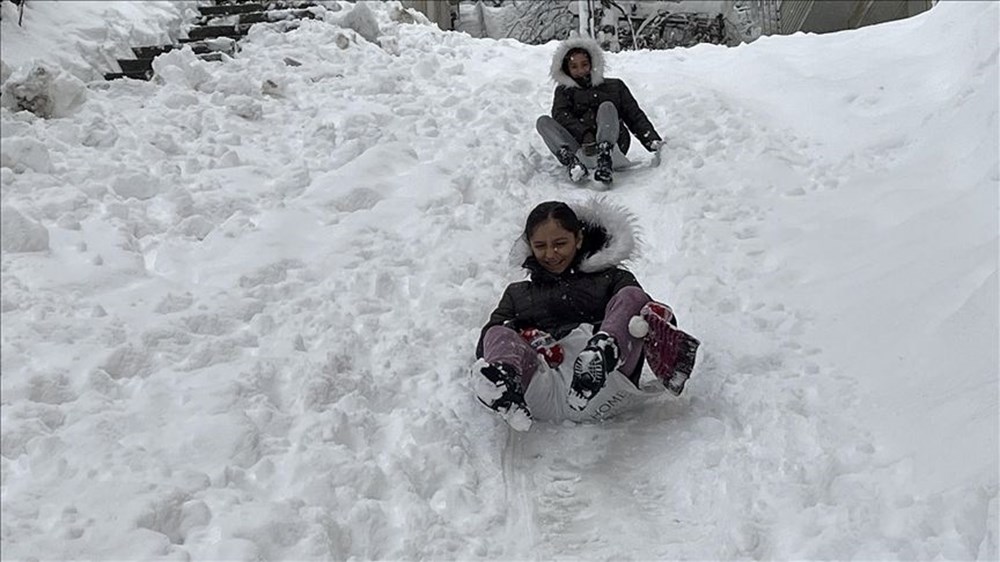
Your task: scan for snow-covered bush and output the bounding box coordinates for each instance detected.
[0,63,86,118]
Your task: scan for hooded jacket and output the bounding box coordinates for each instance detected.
[550,36,662,153]
[476,198,644,358]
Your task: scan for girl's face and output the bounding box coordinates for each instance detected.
[567,52,591,79]
[529,219,581,275]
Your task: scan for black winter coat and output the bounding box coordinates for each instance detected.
[551,78,661,154]
[475,262,641,358]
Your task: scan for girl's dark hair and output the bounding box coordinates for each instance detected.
[561,47,591,75]
[524,201,582,241]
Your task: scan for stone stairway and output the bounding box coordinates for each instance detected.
[105,1,317,81]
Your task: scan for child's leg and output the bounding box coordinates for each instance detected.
[599,286,651,376]
[482,325,541,388]
[535,115,581,160]
[595,102,620,146]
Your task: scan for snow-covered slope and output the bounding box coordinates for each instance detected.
[1,1,996,559]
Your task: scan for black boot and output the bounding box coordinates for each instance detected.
[557,146,587,182]
[472,360,532,431]
[593,142,613,184]
[568,332,621,411]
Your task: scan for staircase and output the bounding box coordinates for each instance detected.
[105,1,317,81]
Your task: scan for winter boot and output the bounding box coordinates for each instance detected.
[472,359,532,431]
[593,141,614,184]
[557,146,587,182]
[568,332,620,411]
[637,302,701,396]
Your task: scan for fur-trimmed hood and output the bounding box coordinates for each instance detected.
[549,35,606,89]
[510,197,640,277]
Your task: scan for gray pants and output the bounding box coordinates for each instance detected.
[536,102,631,169]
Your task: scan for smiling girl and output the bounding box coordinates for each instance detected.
[472,199,693,430]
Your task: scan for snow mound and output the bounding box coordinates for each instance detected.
[1,206,49,253]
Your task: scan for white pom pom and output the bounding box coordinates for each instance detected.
[628,316,649,338]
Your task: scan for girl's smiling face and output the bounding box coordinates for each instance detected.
[529,218,581,274]
[567,52,591,79]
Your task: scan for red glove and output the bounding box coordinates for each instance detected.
[519,328,565,368]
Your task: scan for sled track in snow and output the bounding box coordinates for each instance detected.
[502,430,537,560]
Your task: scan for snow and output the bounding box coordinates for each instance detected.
[1,0,997,559]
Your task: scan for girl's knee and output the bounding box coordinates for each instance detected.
[617,285,649,301]
[485,324,518,342]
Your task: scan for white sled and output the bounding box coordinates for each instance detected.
[523,325,668,424]
[575,145,662,173]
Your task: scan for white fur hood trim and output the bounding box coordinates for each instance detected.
[549,35,606,88]
[509,197,640,273]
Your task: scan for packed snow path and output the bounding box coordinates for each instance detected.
[1,2,996,560]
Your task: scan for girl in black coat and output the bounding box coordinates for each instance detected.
[472,199,656,430]
[536,36,664,185]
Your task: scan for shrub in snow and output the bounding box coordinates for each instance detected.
[340,1,380,43]
[0,137,53,173]
[1,206,50,253]
[0,63,86,118]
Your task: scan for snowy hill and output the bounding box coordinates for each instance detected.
[1,1,996,559]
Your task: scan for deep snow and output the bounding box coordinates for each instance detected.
[1,0,997,560]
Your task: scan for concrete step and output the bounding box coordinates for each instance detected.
[106,1,313,81]
[118,58,153,73]
[186,24,250,40]
[197,8,318,26]
[198,3,265,17]
[104,70,153,81]
[106,51,228,81]
[132,45,176,59]
[198,1,316,17]
[132,43,215,59]
[180,33,243,43]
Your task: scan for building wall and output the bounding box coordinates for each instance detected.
[776,0,811,35]
[777,0,935,35]
[853,0,935,28]
[403,0,455,31]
